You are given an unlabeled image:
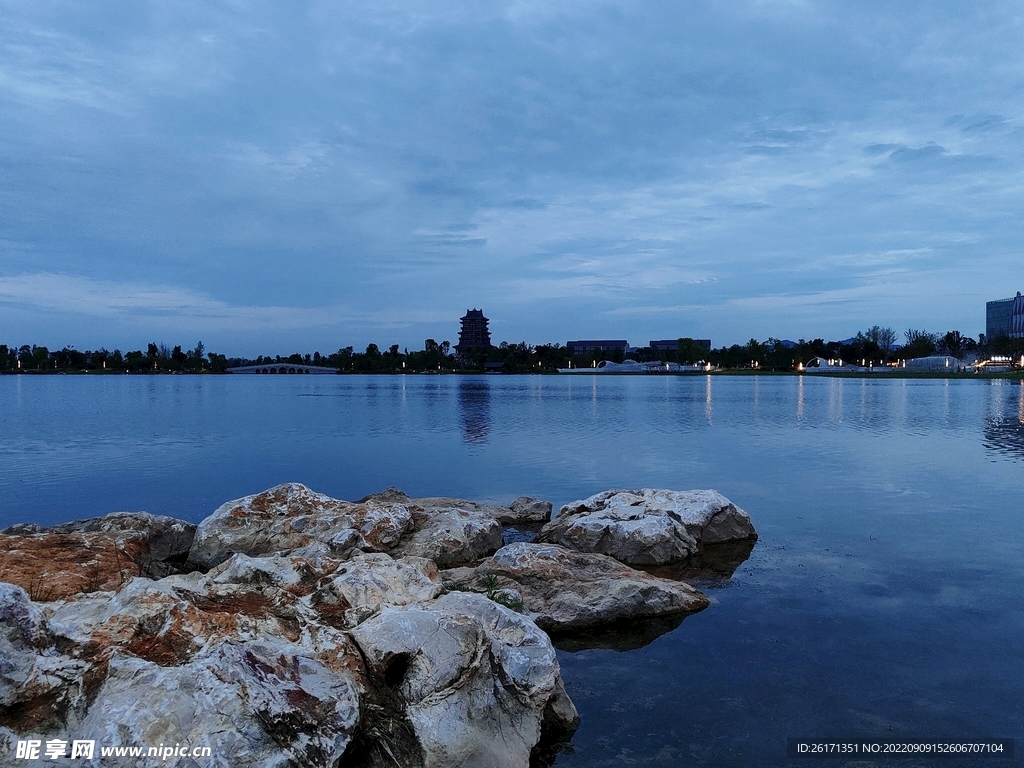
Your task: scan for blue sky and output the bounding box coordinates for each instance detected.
[1,0,1022,355]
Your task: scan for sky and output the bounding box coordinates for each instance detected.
[1,0,1022,356]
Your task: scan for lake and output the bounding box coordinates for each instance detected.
[2,374,1022,765]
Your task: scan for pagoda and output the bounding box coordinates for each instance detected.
[455,309,492,356]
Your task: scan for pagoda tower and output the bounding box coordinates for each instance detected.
[455,309,492,356]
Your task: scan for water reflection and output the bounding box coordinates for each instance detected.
[551,613,689,653]
[458,378,491,445]
[984,415,1024,459]
[982,382,1024,461]
[551,538,757,653]
[641,537,758,581]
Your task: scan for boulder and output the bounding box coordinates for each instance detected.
[375,491,505,566]
[538,488,755,566]
[74,640,361,768]
[188,483,414,569]
[389,505,503,568]
[350,590,578,768]
[0,512,196,600]
[442,542,708,634]
[311,552,443,628]
[1,545,577,766]
[189,484,502,570]
[0,583,90,735]
[499,497,553,525]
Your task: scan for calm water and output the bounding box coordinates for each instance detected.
[2,374,1023,766]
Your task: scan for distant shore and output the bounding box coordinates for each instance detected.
[3,368,1022,379]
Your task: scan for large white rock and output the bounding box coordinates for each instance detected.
[2,543,579,767]
[189,484,503,570]
[350,590,578,768]
[0,582,90,737]
[312,552,443,627]
[442,542,709,633]
[188,483,415,568]
[72,640,361,768]
[538,488,756,566]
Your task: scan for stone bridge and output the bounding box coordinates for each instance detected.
[227,364,338,375]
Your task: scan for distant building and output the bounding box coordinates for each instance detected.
[987,292,1024,339]
[649,339,712,352]
[566,340,629,356]
[455,309,492,356]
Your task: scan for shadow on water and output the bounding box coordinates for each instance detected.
[550,613,691,653]
[551,539,757,653]
[639,537,758,581]
[458,378,491,445]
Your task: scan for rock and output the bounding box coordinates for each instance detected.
[390,504,503,568]
[538,488,756,566]
[75,640,361,768]
[442,542,708,634]
[2,565,368,765]
[0,583,90,734]
[189,484,502,570]
[499,497,553,525]
[1,544,576,767]
[350,591,578,768]
[188,483,414,569]
[0,512,197,600]
[311,552,443,628]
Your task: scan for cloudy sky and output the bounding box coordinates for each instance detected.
[2,0,1022,355]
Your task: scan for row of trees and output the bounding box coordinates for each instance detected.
[229,339,571,373]
[5,329,1022,375]
[699,327,1024,371]
[0,343,227,373]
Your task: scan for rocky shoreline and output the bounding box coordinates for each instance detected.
[0,484,756,767]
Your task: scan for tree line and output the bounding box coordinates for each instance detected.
[3,327,1022,375]
[0,342,227,373]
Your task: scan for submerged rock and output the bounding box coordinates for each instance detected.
[538,488,756,566]
[442,542,709,635]
[0,512,196,600]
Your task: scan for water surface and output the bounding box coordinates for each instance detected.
[1,374,1022,765]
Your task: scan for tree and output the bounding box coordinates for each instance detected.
[941,330,964,359]
[860,326,897,361]
[903,329,937,359]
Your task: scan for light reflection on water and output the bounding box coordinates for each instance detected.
[1,374,1022,765]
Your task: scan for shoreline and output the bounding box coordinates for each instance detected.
[2,369,1022,380]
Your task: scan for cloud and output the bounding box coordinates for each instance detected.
[2,0,1023,350]
[0,272,452,333]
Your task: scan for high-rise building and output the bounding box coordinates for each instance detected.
[987,292,1024,339]
[649,339,712,351]
[566,340,629,355]
[455,309,492,355]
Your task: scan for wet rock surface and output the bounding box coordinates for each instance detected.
[1,483,754,767]
[538,488,756,566]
